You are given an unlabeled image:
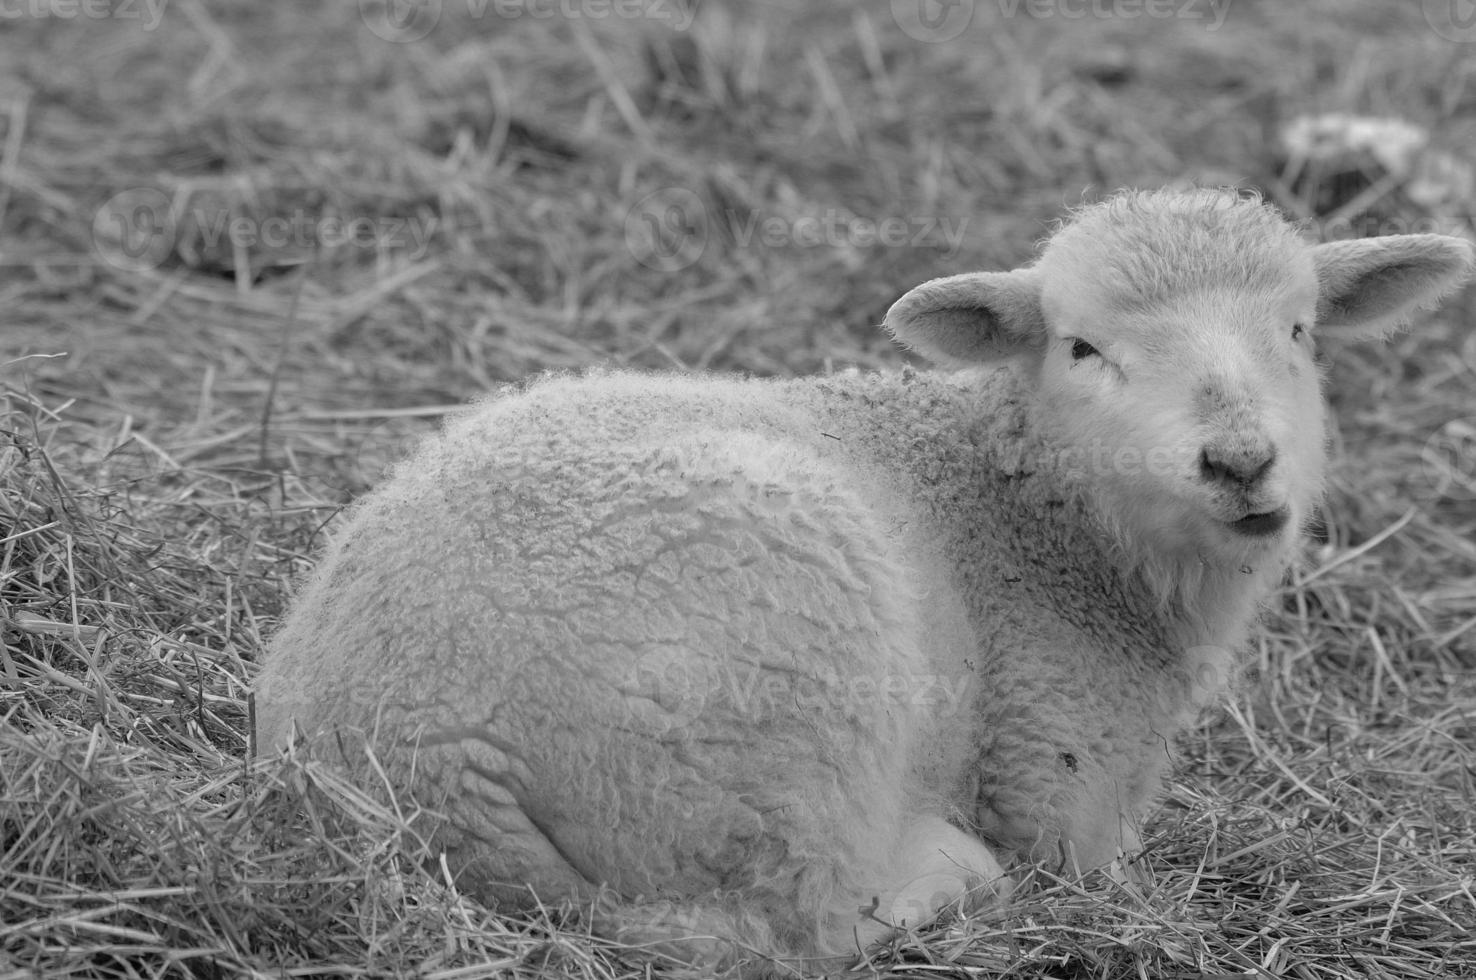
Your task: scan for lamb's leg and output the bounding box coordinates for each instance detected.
[835,814,1010,958]
[883,816,1010,927]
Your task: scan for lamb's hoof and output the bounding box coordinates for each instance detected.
[883,817,1011,929]
[887,866,1010,928]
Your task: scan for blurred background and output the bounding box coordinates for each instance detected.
[3,2,1475,977]
[5,0,1474,479]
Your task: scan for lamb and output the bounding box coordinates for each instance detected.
[253,189,1474,975]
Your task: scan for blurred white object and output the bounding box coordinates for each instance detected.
[1280,113,1473,210]
[1281,113,1428,177]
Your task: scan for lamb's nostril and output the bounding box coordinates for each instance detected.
[1198,448,1221,484]
[1199,445,1276,487]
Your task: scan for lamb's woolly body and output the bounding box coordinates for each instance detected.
[259,369,1204,946]
[254,190,1475,974]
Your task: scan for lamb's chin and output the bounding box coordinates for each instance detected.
[1114,500,1293,585]
[1190,516,1297,578]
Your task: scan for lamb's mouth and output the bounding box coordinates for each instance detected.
[1227,507,1290,538]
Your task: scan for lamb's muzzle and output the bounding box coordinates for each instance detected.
[1199,443,1277,489]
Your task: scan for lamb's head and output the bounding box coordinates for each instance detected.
[886,189,1474,581]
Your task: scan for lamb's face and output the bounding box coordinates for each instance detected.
[1030,201,1327,563]
[1033,269,1327,564]
[884,189,1473,570]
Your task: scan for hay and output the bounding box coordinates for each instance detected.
[2,2,1473,977]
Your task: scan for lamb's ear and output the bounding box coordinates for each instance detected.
[884,269,1046,363]
[1312,235,1475,340]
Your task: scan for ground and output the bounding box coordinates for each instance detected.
[2,1,1475,977]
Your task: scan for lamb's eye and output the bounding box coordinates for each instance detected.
[1291,323,1305,341]
[1070,339,1100,361]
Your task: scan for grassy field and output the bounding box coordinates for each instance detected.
[3,0,1476,976]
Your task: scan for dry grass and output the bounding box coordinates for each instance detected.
[2,1,1475,977]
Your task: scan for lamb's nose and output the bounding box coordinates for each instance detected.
[1199,444,1276,488]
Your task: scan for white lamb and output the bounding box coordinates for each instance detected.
[254,189,1473,975]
